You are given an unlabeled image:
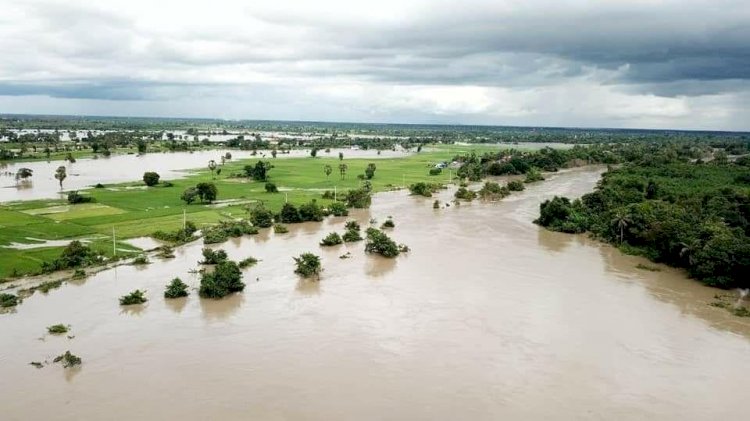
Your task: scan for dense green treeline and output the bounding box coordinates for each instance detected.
[536,157,750,289]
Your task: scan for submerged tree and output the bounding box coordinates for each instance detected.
[15,167,33,184]
[54,166,67,190]
[293,253,322,279]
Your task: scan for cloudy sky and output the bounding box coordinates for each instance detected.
[0,0,748,130]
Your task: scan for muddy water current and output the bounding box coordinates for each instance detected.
[1,166,749,420]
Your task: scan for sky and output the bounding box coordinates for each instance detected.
[0,0,748,131]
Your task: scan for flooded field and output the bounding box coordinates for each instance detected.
[1,166,748,420]
[0,148,410,202]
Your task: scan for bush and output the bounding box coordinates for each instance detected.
[524,168,544,183]
[299,199,324,222]
[67,191,93,204]
[41,240,101,273]
[265,182,278,193]
[47,324,69,334]
[429,168,442,176]
[199,260,245,298]
[0,293,19,308]
[274,224,289,233]
[433,200,440,209]
[329,201,349,216]
[200,248,228,264]
[365,228,400,258]
[320,232,343,246]
[249,204,274,228]
[345,188,372,208]
[164,278,189,298]
[133,255,149,265]
[72,268,86,279]
[279,203,301,223]
[143,171,160,186]
[342,229,363,242]
[381,218,395,228]
[53,351,82,368]
[478,181,509,200]
[120,289,147,305]
[238,257,259,268]
[293,253,322,279]
[409,182,443,197]
[152,221,198,244]
[507,180,525,191]
[454,187,477,201]
[345,220,361,231]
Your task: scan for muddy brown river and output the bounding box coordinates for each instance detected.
[1,166,749,420]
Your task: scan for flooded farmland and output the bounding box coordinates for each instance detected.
[0,148,411,202]
[1,166,749,420]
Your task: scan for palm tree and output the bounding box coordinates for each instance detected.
[338,163,348,180]
[54,166,67,190]
[611,210,630,244]
[324,164,332,179]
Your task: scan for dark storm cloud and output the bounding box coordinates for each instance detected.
[0,0,748,129]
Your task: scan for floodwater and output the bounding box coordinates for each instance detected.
[0,148,409,202]
[1,166,749,420]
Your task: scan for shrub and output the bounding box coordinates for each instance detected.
[429,168,442,176]
[37,280,63,293]
[143,171,160,186]
[293,253,322,279]
[238,257,259,268]
[433,200,440,209]
[200,248,228,264]
[322,190,335,200]
[53,351,82,368]
[94,183,105,188]
[133,255,149,265]
[299,199,324,222]
[0,293,19,308]
[164,278,189,298]
[249,204,274,228]
[454,187,477,201]
[152,221,198,244]
[507,180,525,191]
[381,218,395,229]
[345,220,361,231]
[524,168,544,183]
[72,269,86,279]
[199,260,245,298]
[329,201,349,216]
[342,229,363,242]
[157,245,175,258]
[47,324,69,334]
[120,289,147,305]
[364,228,400,258]
[345,188,372,208]
[265,182,278,193]
[67,191,93,204]
[320,232,343,246]
[365,163,376,179]
[274,224,289,233]
[279,203,301,223]
[478,181,509,200]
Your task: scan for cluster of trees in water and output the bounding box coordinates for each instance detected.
[536,154,750,289]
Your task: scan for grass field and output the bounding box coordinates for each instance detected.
[0,145,480,279]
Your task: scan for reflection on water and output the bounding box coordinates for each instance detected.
[165,297,188,314]
[1,166,749,420]
[199,293,244,321]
